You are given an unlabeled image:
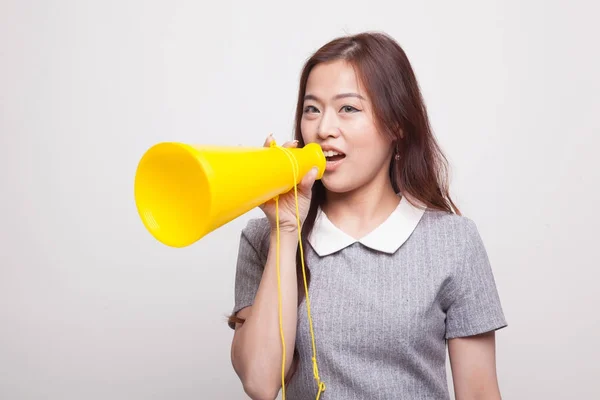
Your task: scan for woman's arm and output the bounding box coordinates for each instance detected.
[230,229,299,400]
[448,331,502,400]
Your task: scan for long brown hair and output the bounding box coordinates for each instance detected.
[230,30,460,383]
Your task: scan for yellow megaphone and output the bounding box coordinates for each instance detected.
[134,141,326,248]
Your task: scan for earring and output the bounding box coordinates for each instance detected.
[395,153,400,161]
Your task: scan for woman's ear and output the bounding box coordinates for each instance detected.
[394,123,404,139]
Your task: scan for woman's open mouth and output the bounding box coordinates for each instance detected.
[324,150,346,171]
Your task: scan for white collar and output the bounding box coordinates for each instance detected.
[307,195,426,256]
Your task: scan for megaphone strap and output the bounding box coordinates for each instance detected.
[271,141,326,400]
[273,196,287,396]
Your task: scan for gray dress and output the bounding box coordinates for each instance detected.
[231,197,507,399]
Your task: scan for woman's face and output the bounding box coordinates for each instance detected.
[301,60,394,194]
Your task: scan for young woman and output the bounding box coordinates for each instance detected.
[228,31,507,400]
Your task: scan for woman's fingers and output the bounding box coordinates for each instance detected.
[282,140,299,148]
[263,133,274,147]
[263,134,299,149]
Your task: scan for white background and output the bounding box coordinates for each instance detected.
[1,0,598,399]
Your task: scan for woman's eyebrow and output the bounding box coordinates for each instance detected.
[304,93,365,102]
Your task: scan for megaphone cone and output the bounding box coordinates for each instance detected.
[134,141,326,248]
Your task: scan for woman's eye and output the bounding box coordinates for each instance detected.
[341,105,359,113]
[304,105,319,113]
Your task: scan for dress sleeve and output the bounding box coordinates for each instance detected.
[445,218,508,339]
[229,218,270,329]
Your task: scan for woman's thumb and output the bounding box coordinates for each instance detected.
[299,167,319,193]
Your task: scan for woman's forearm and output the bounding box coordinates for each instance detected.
[232,229,299,399]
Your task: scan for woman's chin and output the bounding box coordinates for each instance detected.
[321,176,358,195]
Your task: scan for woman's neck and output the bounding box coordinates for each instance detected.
[321,174,400,240]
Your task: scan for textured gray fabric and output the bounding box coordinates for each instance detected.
[231,209,507,399]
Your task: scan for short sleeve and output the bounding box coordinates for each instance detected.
[229,218,270,328]
[445,219,507,339]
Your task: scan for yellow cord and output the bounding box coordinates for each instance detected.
[271,140,326,399]
[274,195,286,399]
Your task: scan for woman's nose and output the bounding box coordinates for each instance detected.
[316,111,340,139]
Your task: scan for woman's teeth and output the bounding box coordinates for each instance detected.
[324,150,345,162]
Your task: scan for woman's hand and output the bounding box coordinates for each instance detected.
[259,134,318,234]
